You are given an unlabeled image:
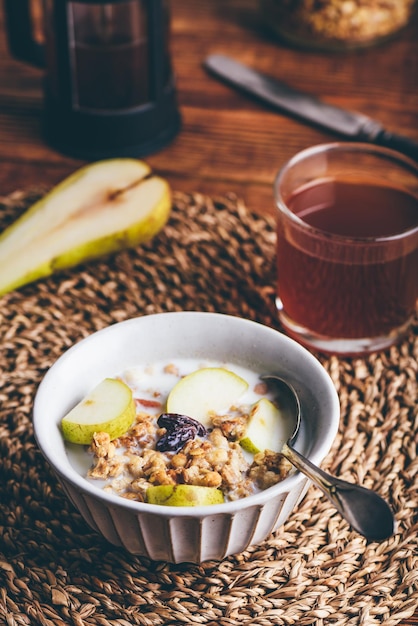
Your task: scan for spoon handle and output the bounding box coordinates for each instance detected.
[282,443,395,541]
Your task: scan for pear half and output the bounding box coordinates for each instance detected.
[239,398,286,455]
[166,367,249,428]
[146,484,225,506]
[61,377,135,445]
[0,159,171,295]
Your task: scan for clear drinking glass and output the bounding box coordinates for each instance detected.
[275,143,418,355]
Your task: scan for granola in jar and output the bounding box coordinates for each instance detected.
[260,0,416,50]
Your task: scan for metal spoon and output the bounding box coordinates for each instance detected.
[261,374,395,541]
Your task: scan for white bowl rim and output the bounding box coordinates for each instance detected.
[33,311,340,518]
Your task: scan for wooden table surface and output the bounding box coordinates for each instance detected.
[0,1,417,623]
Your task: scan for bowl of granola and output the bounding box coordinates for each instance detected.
[33,312,340,563]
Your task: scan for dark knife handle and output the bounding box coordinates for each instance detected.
[374,129,418,162]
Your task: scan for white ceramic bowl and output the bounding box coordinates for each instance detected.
[33,312,340,563]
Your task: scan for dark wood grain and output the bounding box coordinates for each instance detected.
[0,3,417,621]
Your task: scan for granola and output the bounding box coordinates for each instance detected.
[84,362,293,503]
[262,0,415,48]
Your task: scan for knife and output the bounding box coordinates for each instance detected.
[204,54,418,162]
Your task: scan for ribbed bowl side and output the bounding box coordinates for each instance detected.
[59,475,310,563]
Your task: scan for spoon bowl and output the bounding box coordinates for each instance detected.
[261,374,395,541]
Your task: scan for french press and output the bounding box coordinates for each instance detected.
[4,0,181,159]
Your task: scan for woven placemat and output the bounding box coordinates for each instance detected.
[0,188,417,626]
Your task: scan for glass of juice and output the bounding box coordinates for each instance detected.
[274,143,418,355]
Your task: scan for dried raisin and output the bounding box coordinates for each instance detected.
[156,413,207,453]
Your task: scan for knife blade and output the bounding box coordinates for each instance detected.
[204,54,418,161]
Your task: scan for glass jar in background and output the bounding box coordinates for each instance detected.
[260,0,416,51]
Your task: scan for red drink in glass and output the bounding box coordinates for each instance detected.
[275,144,418,354]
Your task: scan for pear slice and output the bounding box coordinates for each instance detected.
[146,484,225,506]
[239,398,286,455]
[166,367,249,428]
[61,377,135,445]
[0,159,171,295]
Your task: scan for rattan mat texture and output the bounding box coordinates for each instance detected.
[0,189,417,626]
